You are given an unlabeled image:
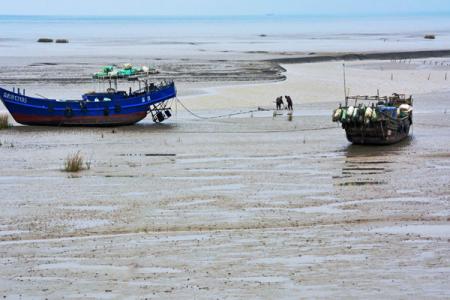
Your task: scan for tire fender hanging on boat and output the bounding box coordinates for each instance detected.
[79,101,87,112]
[103,107,110,116]
[64,107,73,117]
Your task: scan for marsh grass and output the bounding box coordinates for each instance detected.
[0,113,10,129]
[64,151,84,172]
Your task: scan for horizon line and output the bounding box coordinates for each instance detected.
[1,11,450,18]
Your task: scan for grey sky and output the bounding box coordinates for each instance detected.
[2,0,450,16]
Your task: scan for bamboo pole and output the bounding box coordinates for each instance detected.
[343,64,348,106]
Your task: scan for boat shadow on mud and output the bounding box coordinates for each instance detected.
[333,136,415,187]
[3,121,178,134]
[343,135,415,157]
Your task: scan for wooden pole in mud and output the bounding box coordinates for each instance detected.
[391,73,393,81]
[445,72,448,81]
[343,64,348,106]
[428,73,431,80]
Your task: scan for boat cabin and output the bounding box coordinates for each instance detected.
[82,90,128,102]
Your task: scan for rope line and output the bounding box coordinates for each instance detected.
[175,97,209,119]
[171,97,338,133]
[164,126,338,134]
[175,97,270,120]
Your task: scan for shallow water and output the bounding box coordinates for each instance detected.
[1,14,450,57]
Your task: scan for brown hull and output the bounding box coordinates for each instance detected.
[11,112,148,127]
[344,118,412,145]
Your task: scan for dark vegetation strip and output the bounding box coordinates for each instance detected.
[268,50,450,64]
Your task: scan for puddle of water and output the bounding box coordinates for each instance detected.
[230,276,289,283]
[250,254,366,266]
[136,267,182,274]
[0,230,28,236]
[38,262,127,271]
[119,153,176,157]
[338,181,386,186]
[193,184,244,192]
[161,175,243,181]
[371,225,450,238]
[58,205,118,212]
[170,199,216,207]
[51,219,112,230]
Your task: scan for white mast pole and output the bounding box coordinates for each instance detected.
[343,63,348,106]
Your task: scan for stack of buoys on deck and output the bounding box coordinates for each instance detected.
[398,104,413,118]
[333,103,412,125]
[332,105,379,125]
[93,64,159,79]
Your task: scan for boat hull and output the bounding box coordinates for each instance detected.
[9,111,147,127]
[344,117,412,145]
[0,83,176,127]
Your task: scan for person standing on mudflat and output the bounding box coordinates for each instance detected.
[276,96,284,110]
[285,95,293,110]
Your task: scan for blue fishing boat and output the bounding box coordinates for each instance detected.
[0,80,176,126]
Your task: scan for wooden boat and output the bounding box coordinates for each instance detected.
[332,93,413,145]
[0,80,176,126]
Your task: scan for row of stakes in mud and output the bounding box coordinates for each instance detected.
[387,72,448,81]
[390,59,449,80]
[391,59,450,67]
[273,96,294,121]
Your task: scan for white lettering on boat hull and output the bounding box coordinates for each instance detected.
[3,92,27,104]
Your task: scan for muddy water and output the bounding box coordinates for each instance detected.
[0,92,449,298]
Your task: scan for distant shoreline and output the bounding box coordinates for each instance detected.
[267,49,450,64]
[0,50,449,87]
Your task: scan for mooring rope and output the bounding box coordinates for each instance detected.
[171,97,340,133]
[175,97,268,120]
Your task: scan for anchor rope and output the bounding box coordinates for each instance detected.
[175,97,269,120]
[171,97,337,133]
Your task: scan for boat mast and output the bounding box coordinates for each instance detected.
[343,63,348,107]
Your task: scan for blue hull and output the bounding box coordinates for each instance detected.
[0,82,177,126]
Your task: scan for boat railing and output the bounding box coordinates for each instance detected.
[346,95,389,102]
[133,80,174,95]
[344,94,413,107]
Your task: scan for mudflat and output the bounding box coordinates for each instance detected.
[1,57,450,298]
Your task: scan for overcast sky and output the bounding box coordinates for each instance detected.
[2,0,450,16]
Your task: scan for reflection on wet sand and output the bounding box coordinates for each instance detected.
[333,137,414,186]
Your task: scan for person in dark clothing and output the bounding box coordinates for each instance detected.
[285,95,293,110]
[276,96,284,110]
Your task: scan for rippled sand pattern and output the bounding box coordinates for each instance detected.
[0,97,449,298]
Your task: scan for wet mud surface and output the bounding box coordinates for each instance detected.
[0,58,286,85]
[0,92,449,298]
